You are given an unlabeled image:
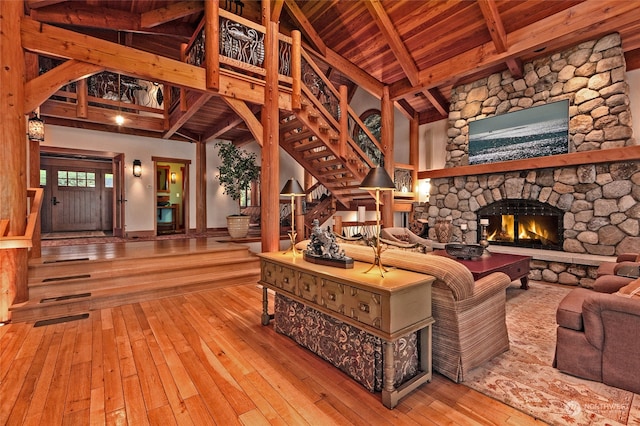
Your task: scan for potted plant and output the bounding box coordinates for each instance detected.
[215,141,260,238]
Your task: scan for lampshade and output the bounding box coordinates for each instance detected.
[280,178,305,196]
[27,113,45,141]
[359,166,395,190]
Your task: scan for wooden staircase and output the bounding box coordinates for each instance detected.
[280,94,373,217]
[10,240,260,323]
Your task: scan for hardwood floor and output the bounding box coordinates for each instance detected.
[0,283,545,425]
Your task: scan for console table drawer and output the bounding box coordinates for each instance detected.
[348,287,382,329]
[298,272,319,303]
[321,280,346,315]
[262,261,296,293]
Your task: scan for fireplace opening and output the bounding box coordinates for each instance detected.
[477,200,563,250]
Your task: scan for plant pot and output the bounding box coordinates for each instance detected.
[227,215,251,239]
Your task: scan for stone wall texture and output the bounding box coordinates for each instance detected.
[428,33,639,287]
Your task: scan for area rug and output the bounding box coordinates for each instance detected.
[464,281,640,425]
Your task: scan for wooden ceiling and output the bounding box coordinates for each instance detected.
[25,0,640,144]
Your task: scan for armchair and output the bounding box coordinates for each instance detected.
[341,243,511,383]
[554,276,640,393]
[380,227,433,252]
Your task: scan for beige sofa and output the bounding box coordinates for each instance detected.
[340,243,512,383]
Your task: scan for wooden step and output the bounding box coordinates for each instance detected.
[29,246,251,283]
[12,239,261,323]
[11,267,260,323]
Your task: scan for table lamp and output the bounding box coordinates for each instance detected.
[359,166,396,276]
[280,178,305,256]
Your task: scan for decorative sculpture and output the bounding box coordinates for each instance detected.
[304,219,353,268]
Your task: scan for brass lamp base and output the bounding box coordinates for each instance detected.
[283,230,299,256]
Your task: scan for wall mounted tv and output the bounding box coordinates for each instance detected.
[468,99,569,165]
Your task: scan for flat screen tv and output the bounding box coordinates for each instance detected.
[468,99,569,165]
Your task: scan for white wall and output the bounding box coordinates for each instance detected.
[43,125,197,233]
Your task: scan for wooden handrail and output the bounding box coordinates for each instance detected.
[0,188,43,250]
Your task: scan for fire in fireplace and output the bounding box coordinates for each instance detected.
[477,200,563,250]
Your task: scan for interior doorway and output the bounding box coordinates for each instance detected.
[40,149,124,237]
[153,157,190,235]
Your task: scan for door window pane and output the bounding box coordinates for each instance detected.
[57,170,97,187]
[40,170,47,186]
[105,173,113,188]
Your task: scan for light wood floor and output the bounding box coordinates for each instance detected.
[0,283,545,425]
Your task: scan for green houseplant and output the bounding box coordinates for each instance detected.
[215,141,260,238]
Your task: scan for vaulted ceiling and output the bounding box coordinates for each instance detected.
[24,0,640,144]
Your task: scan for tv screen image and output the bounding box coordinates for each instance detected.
[468,99,569,165]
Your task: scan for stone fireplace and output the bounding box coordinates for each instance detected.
[423,32,639,287]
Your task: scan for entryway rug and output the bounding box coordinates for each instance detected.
[464,281,640,425]
[42,231,106,240]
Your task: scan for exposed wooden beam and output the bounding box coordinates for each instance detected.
[421,89,448,118]
[140,2,204,29]
[21,18,292,111]
[283,0,327,56]
[222,97,263,147]
[364,0,419,86]
[202,114,245,142]
[41,99,166,131]
[24,60,104,113]
[30,3,141,31]
[271,0,285,23]
[40,115,191,142]
[478,0,507,53]
[305,45,383,99]
[389,0,640,101]
[164,91,213,139]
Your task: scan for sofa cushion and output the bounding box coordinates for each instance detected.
[556,288,595,331]
[614,278,640,299]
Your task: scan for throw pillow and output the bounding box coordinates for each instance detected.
[614,278,640,299]
[393,233,410,242]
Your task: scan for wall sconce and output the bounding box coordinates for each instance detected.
[27,112,45,141]
[360,166,396,276]
[280,178,305,256]
[170,172,177,184]
[132,159,142,177]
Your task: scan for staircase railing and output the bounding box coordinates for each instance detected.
[299,50,384,170]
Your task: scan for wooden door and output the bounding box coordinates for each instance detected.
[41,157,113,232]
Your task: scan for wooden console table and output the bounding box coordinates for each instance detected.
[258,252,435,409]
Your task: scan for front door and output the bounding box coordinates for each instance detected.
[41,156,114,233]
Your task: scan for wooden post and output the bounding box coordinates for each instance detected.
[339,85,348,159]
[25,53,41,259]
[261,5,280,253]
[180,43,188,112]
[0,0,28,322]
[381,86,394,228]
[205,0,220,90]
[410,111,419,197]
[291,30,301,111]
[195,140,207,233]
[76,78,88,118]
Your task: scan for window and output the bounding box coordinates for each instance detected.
[105,173,114,188]
[57,170,96,188]
[40,169,46,186]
